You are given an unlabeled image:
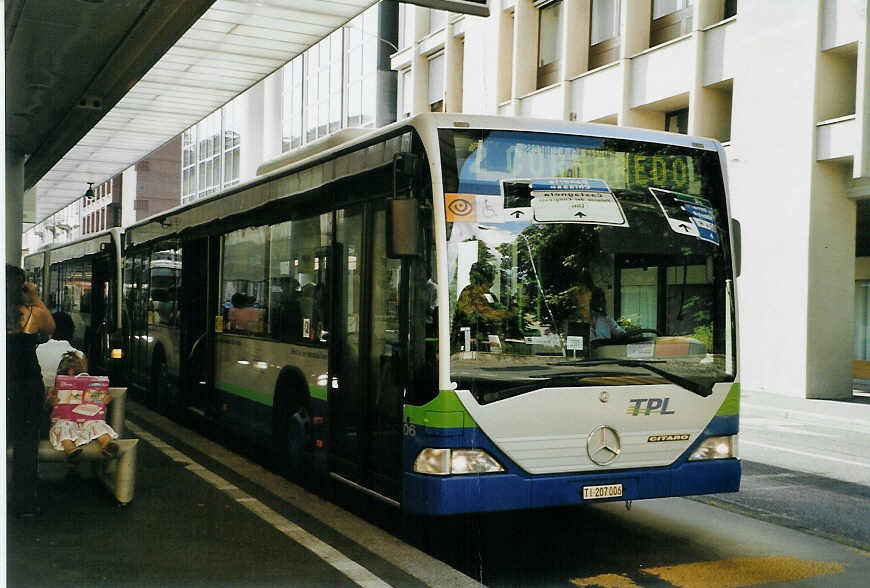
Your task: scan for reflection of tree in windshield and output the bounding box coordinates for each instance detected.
[500,223,598,333]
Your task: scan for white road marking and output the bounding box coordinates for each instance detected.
[741,439,870,469]
[126,406,480,588]
[127,421,392,588]
[741,422,838,438]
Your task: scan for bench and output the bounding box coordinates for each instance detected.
[8,387,139,505]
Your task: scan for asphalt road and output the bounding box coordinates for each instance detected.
[416,464,870,586]
[8,401,870,587]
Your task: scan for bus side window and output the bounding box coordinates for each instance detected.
[266,214,330,344]
[221,226,268,335]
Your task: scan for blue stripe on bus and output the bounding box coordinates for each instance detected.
[401,414,740,515]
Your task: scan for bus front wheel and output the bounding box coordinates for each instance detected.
[152,351,172,416]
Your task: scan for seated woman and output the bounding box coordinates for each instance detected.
[563,278,624,344]
[227,292,264,333]
[589,287,625,342]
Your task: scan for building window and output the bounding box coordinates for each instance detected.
[222,101,240,187]
[536,0,562,89]
[589,0,620,70]
[307,33,342,142]
[665,108,689,134]
[280,3,379,152]
[282,56,304,152]
[181,129,196,203]
[180,96,243,204]
[428,52,445,112]
[401,69,413,118]
[196,111,221,198]
[653,0,693,18]
[329,30,343,135]
[345,6,378,129]
[651,0,694,46]
[591,0,620,44]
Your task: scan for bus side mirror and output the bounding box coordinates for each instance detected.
[730,218,741,277]
[388,199,420,258]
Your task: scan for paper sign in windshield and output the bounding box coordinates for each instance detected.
[530,178,628,226]
[649,187,720,245]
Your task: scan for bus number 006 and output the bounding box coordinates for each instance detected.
[403,424,416,437]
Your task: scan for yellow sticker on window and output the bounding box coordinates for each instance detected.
[445,193,476,222]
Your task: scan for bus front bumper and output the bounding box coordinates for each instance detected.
[402,458,740,516]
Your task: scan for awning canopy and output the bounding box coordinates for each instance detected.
[6,0,376,222]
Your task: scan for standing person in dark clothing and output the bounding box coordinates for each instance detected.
[6,264,55,518]
[452,261,511,352]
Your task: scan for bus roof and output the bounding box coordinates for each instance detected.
[257,113,721,179]
[23,227,121,264]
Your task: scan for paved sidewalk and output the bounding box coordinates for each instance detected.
[739,388,870,487]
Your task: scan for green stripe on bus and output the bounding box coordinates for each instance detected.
[404,389,478,429]
[716,382,740,416]
[310,385,327,402]
[217,382,328,404]
[216,381,273,407]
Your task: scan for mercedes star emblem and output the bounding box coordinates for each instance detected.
[586,425,621,466]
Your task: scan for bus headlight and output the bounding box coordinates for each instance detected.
[414,449,450,475]
[688,435,736,461]
[414,448,504,475]
[451,449,504,474]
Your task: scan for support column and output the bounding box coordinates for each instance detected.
[6,150,25,266]
[728,1,818,398]
[855,3,870,179]
[376,0,399,127]
[806,162,855,399]
[618,0,653,128]
[512,0,536,100]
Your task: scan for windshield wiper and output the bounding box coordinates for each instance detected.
[549,359,714,397]
[483,371,635,402]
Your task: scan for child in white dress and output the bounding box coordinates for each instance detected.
[46,351,119,463]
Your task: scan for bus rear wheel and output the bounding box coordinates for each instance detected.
[272,379,311,476]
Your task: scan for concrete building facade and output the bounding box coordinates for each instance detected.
[390,0,869,400]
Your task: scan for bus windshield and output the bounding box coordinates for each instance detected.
[439,128,735,404]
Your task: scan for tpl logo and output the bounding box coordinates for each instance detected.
[627,397,676,416]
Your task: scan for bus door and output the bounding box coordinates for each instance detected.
[125,252,150,396]
[330,201,404,502]
[90,252,113,375]
[180,236,218,418]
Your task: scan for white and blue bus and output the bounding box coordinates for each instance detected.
[123,114,740,515]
